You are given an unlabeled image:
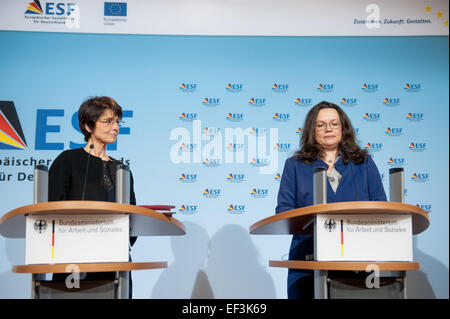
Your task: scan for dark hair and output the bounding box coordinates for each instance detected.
[78,96,122,142]
[294,101,367,164]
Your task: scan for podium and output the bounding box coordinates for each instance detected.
[0,201,185,299]
[249,201,429,299]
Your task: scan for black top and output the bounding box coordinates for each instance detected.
[48,148,136,204]
[48,147,137,248]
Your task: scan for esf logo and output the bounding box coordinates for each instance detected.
[178,173,198,183]
[387,158,405,166]
[249,128,266,136]
[179,205,198,214]
[226,113,244,122]
[179,143,197,152]
[202,98,220,106]
[340,98,358,106]
[250,158,270,167]
[273,113,290,122]
[227,204,246,214]
[411,173,429,182]
[385,127,403,136]
[383,98,400,106]
[317,83,334,92]
[248,98,266,106]
[404,83,421,92]
[274,143,291,152]
[353,127,359,135]
[363,113,381,122]
[250,188,269,198]
[25,1,76,15]
[365,143,383,152]
[179,83,197,92]
[417,204,432,213]
[409,142,427,152]
[296,128,303,135]
[0,103,132,151]
[272,84,288,92]
[226,84,243,92]
[179,113,198,122]
[274,173,281,182]
[226,173,245,183]
[361,83,378,92]
[37,109,131,151]
[226,143,245,152]
[203,188,221,198]
[406,113,424,122]
[202,158,221,167]
[295,98,312,106]
[202,127,221,136]
[0,101,27,150]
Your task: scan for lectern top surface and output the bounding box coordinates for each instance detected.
[249,201,429,235]
[0,201,186,238]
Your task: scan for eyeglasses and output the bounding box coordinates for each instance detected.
[97,118,124,127]
[315,121,341,130]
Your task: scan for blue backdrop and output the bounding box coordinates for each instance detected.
[0,31,448,298]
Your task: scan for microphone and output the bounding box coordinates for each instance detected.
[313,166,327,205]
[81,144,94,200]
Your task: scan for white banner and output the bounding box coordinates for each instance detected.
[25,214,129,264]
[0,0,448,36]
[316,214,413,262]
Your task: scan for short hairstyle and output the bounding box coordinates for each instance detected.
[294,101,368,164]
[78,96,123,142]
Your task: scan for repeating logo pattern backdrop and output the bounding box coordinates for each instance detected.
[0,31,448,298]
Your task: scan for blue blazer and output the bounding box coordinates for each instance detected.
[275,155,387,298]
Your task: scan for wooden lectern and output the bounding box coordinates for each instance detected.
[0,201,185,299]
[249,201,429,299]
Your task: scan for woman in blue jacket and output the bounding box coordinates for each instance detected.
[276,101,386,298]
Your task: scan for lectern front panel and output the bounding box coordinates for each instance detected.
[25,214,129,264]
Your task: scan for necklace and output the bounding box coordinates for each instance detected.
[324,152,341,164]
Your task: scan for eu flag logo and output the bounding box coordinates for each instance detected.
[104,2,127,16]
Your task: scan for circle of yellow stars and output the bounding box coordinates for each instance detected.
[425,5,448,27]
